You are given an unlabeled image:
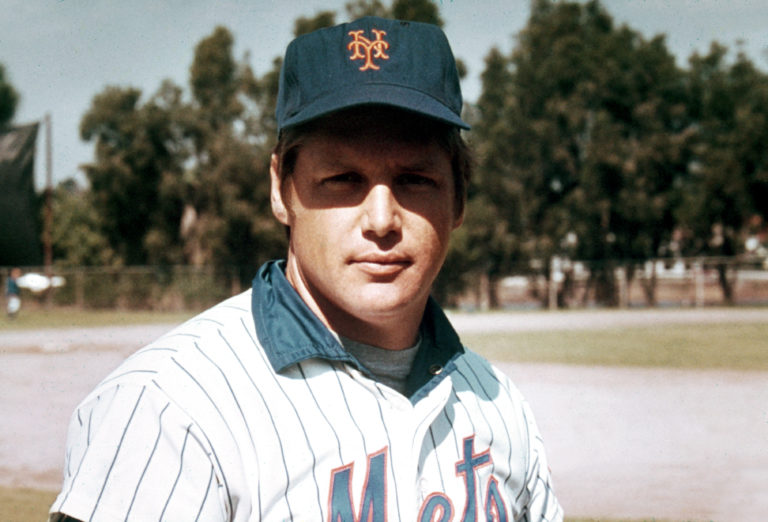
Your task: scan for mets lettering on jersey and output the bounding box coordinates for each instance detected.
[51,261,562,521]
[329,436,512,522]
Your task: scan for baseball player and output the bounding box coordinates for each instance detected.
[50,17,562,521]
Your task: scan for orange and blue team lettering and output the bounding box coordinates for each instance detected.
[328,448,388,522]
[328,436,508,522]
[348,29,390,71]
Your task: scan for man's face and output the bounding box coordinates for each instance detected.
[270,113,463,343]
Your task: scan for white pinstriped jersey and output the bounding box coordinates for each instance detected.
[51,260,562,521]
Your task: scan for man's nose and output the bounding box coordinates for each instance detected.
[362,184,402,237]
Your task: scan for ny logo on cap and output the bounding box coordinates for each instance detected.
[347,29,390,71]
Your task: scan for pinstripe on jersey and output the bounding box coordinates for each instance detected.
[51,260,562,521]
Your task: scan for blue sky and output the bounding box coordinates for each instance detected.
[2,0,767,189]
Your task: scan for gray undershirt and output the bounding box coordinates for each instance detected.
[340,336,421,395]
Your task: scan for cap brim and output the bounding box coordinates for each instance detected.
[280,83,470,131]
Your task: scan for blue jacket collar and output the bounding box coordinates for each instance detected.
[251,260,464,398]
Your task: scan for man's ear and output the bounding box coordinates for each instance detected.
[270,153,289,225]
[453,204,465,230]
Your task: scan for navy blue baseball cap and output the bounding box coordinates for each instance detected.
[276,16,469,133]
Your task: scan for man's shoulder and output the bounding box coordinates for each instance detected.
[144,288,257,361]
[164,289,254,341]
[87,290,258,395]
[453,347,527,404]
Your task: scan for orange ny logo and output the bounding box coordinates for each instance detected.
[347,29,390,71]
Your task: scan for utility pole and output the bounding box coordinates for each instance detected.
[44,113,53,306]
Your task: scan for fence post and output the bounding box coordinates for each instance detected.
[478,272,491,311]
[694,260,705,308]
[549,257,561,311]
[616,266,628,309]
[75,268,85,309]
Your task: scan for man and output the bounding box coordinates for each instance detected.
[50,17,562,521]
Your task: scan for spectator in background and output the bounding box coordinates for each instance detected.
[5,267,21,318]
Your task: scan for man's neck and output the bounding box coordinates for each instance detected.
[283,257,426,350]
[333,314,421,350]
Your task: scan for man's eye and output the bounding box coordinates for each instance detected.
[398,173,436,187]
[324,172,363,184]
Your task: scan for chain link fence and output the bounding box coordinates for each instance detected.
[3,256,768,312]
[2,265,248,312]
[457,256,768,310]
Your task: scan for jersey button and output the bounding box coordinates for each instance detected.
[428,364,443,375]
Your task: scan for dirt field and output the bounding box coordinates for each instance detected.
[2,308,767,521]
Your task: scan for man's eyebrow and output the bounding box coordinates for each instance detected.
[398,159,439,172]
[316,157,353,170]
[317,157,441,173]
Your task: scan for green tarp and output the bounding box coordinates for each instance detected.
[0,123,42,266]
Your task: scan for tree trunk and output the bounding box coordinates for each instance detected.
[640,261,657,307]
[593,263,619,307]
[716,262,734,305]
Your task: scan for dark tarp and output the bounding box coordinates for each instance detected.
[0,123,42,266]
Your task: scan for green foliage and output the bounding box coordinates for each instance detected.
[190,27,243,128]
[463,47,523,304]
[80,82,188,266]
[183,26,285,273]
[345,0,389,19]
[50,179,115,266]
[0,63,19,127]
[294,11,336,37]
[391,0,443,26]
[677,45,768,254]
[469,0,699,306]
[76,26,286,277]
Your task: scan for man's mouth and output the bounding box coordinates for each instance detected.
[352,255,412,276]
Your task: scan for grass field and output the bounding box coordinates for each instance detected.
[0,308,193,331]
[465,321,768,370]
[1,487,58,522]
[3,308,767,371]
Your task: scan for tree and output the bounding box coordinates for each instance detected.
[79,78,190,267]
[391,0,443,26]
[189,27,243,132]
[294,11,336,37]
[0,63,18,127]
[82,86,164,264]
[179,26,285,275]
[677,44,768,303]
[50,179,116,267]
[345,0,389,19]
[141,81,192,265]
[473,0,690,307]
[457,48,524,307]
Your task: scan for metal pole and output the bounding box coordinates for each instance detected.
[44,113,53,306]
[549,256,559,310]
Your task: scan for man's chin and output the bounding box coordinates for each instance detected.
[350,288,426,318]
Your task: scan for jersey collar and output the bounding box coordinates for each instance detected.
[251,260,465,398]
